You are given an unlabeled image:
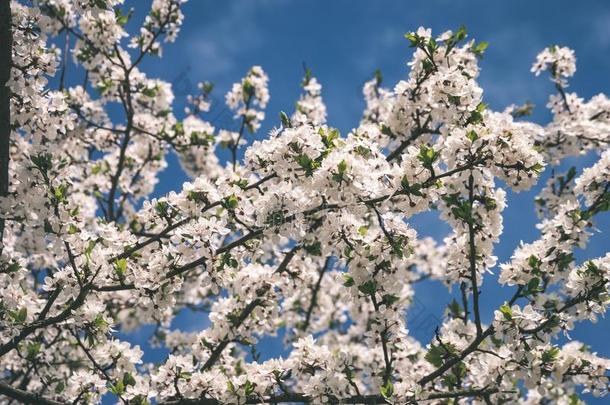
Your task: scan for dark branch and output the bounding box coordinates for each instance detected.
[0,0,12,248]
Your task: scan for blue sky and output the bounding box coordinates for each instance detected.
[118,0,610,402]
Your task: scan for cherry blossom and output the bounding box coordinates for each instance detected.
[0,5,608,405]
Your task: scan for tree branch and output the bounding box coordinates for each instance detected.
[301,256,331,331]
[0,0,12,248]
[467,172,483,337]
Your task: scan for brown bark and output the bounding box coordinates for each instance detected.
[0,0,12,246]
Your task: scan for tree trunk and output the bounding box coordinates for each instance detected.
[0,0,11,246]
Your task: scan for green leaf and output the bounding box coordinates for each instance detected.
[230,179,249,190]
[482,196,497,211]
[584,260,602,277]
[279,111,291,128]
[319,127,340,149]
[425,343,457,367]
[531,162,544,175]
[466,130,479,142]
[343,274,355,287]
[357,226,368,236]
[400,176,423,197]
[114,258,127,280]
[55,381,66,394]
[5,262,20,273]
[123,373,137,387]
[447,94,461,106]
[26,342,41,360]
[566,166,577,182]
[242,80,255,101]
[114,8,132,26]
[217,253,239,271]
[511,102,535,118]
[337,159,348,174]
[448,299,462,318]
[187,190,209,203]
[154,201,170,217]
[528,255,541,272]
[499,304,513,321]
[200,81,214,94]
[526,277,541,295]
[374,69,383,85]
[472,41,489,56]
[67,224,79,235]
[295,153,311,167]
[96,79,114,95]
[466,102,487,125]
[225,194,239,210]
[303,241,322,256]
[358,280,377,295]
[84,239,97,263]
[425,345,443,367]
[30,153,52,176]
[91,164,103,175]
[382,294,400,306]
[117,14,129,25]
[450,201,473,224]
[556,252,574,271]
[92,314,109,331]
[131,395,150,405]
[44,219,55,234]
[53,184,68,203]
[380,125,394,137]
[227,310,242,327]
[569,393,583,405]
[302,67,312,86]
[541,347,560,363]
[109,380,125,396]
[417,145,439,169]
[455,25,467,41]
[189,131,215,147]
[11,307,27,324]
[295,154,320,176]
[93,0,108,9]
[173,121,185,136]
[244,380,256,396]
[380,381,394,399]
[141,86,158,98]
[427,38,438,53]
[404,32,419,47]
[354,145,371,157]
[332,160,348,183]
[389,234,411,258]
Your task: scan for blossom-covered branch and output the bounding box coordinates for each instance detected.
[0,3,609,405]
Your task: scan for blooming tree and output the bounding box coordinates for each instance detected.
[1,2,609,404]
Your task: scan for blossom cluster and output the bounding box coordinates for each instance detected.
[0,5,609,405]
